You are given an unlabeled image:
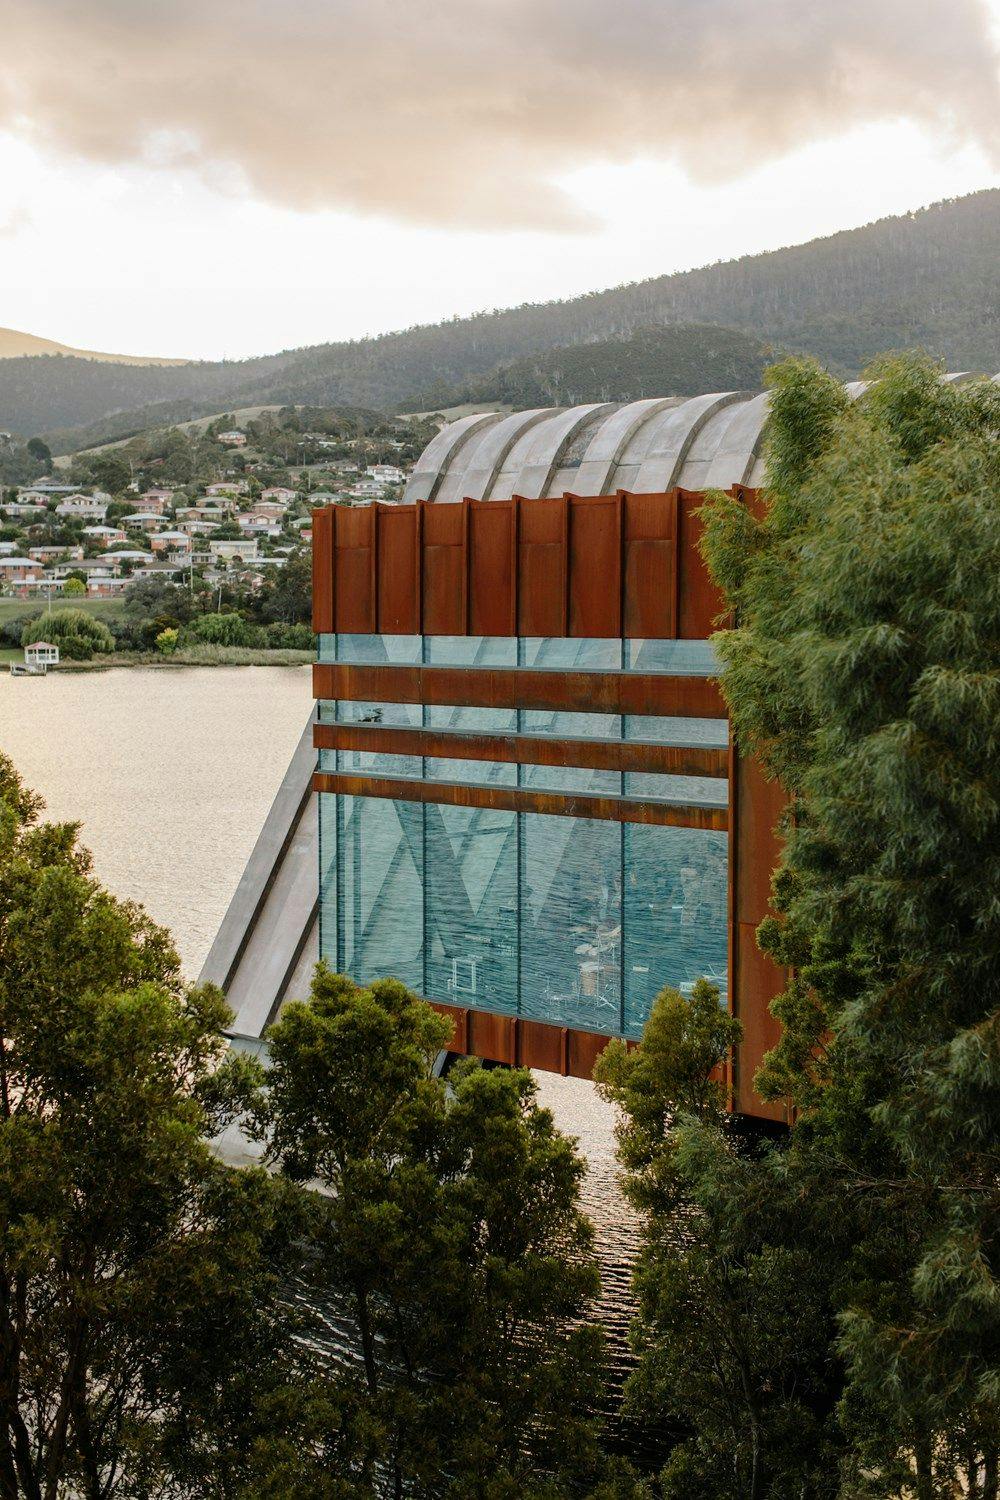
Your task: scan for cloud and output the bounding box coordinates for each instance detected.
[1,0,998,231]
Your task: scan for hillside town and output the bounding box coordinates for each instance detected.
[0,453,409,601]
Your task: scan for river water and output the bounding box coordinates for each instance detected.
[0,665,642,1426]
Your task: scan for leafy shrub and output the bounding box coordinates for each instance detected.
[263,621,315,650]
[188,611,263,648]
[22,608,114,662]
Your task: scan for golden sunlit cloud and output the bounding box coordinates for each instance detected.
[2,0,999,231]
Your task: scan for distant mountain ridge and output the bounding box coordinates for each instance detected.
[2,188,997,448]
[0,326,189,367]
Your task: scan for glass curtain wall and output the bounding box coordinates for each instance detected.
[319,793,728,1039]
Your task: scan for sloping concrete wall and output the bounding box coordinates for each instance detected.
[200,712,319,1037]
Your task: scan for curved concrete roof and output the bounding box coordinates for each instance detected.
[404,374,1000,502]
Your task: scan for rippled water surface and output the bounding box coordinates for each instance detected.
[0,664,641,1406]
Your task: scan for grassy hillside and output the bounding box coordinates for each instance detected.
[0,326,189,366]
[2,189,996,446]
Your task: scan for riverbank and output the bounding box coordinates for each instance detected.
[2,645,313,670]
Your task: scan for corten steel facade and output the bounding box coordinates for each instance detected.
[311,490,786,1121]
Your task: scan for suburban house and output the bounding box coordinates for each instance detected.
[82,525,128,548]
[150,531,192,554]
[2,502,49,521]
[206,481,248,498]
[260,486,297,505]
[87,576,131,597]
[56,495,109,520]
[121,513,166,532]
[238,517,282,537]
[209,538,259,562]
[133,491,172,514]
[366,464,405,485]
[0,556,44,593]
[216,430,247,447]
[28,545,85,563]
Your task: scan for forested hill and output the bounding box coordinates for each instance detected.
[407,324,771,411]
[4,188,997,447]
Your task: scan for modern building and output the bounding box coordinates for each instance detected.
[210,380,994,1119]
[303,392,801,1119]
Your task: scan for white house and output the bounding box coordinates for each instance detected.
[216,430,247,447]
[24,641,59,668]
[209,538,259,562]
[56,495,108,520]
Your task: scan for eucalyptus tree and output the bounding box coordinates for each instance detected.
[699,354,1000,1496]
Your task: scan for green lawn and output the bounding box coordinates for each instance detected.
[0,596,126,628]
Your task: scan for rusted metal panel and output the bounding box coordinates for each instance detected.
[427,1001,465,1052]
[518,495,567,635]
[622,490,677,639]
[730,748,788,1121]
[468,1009,517,1065]
[421,502,467,634]
[517,1019,569,1074]
[333,505,375,632]
[469,500,516,635]
[567,1027,612,1079]
[376,506,419,633]
[314,720,728,778]
[312,771,728,832]
[736,754,784,925]
[567,494,621,637]
[311,507,334,634]
[313,664,725,718]
[677,489,725,639]
[733,922,787,1122]
[424,1005,613,1081]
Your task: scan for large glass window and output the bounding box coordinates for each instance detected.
[323,633,719,675]
[521,814,622,1036]
[425,806,518,1015]
[626,639,719,675]
[624,772,728,808]
[320,795,729,1040]
[338,794,424,991]
[623,824,728,1038]
[623,715,729,749]
[426,704,518,732]
[521,637,624,670]
[333,699,423,728]
[425,636,517,667]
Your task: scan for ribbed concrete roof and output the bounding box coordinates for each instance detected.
[404,373,998,503]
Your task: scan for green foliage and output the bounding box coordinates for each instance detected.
[156,626,179,655]
[411,323,770,410]
[597,985,844,1498]
[0,754,309,1497]
[21,606,114,660]
[699,352,1000,1493]
[85,451,132,495]
[188,611,263,648]
[256,966,605,1496]
[62,575,86,596]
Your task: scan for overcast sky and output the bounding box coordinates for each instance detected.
[1,0,999,362]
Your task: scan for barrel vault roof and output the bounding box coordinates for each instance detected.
[404,373,1000,503]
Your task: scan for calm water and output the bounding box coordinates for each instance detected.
[0,665,641,1410]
